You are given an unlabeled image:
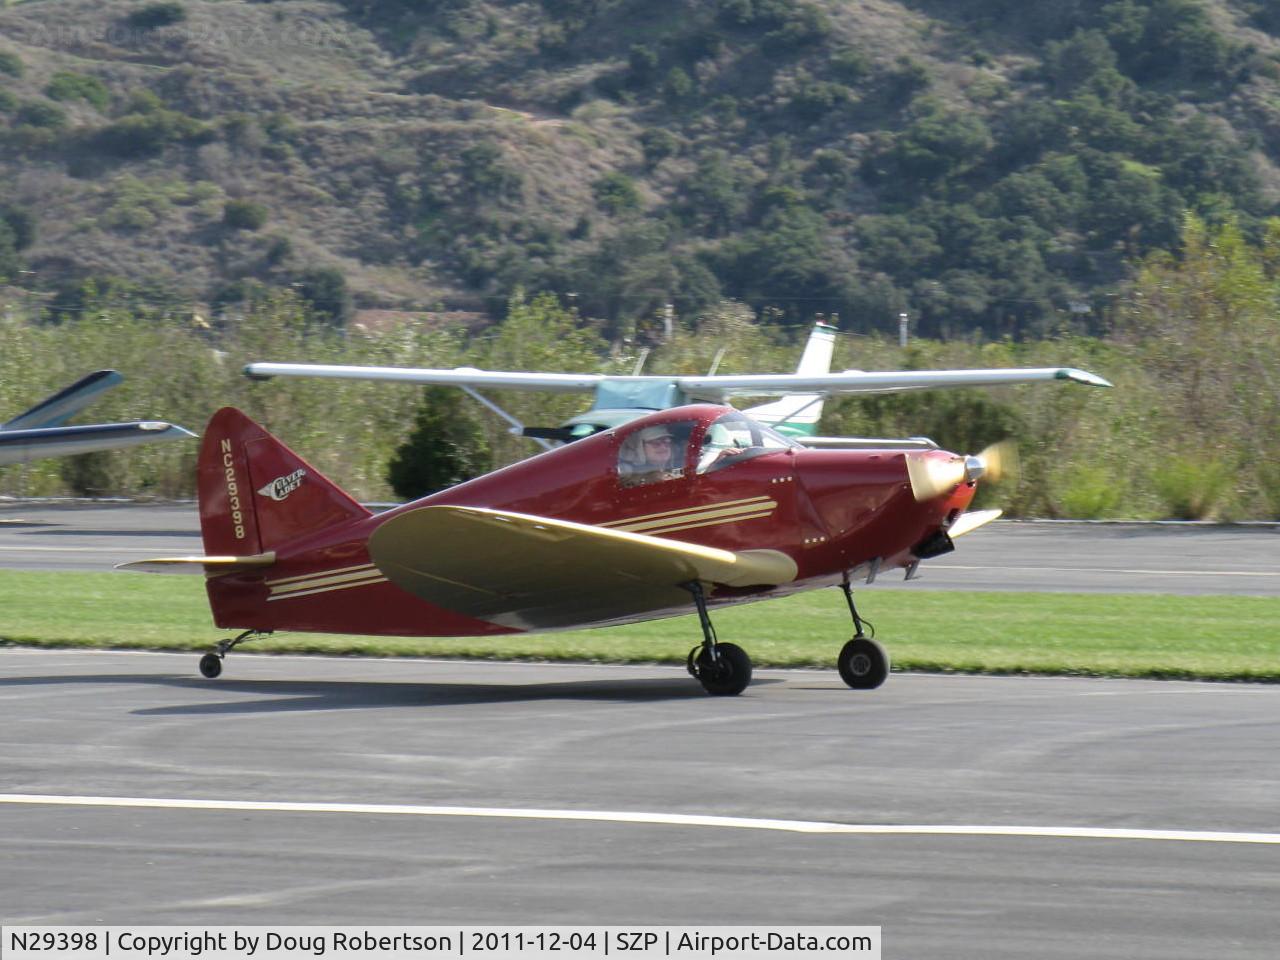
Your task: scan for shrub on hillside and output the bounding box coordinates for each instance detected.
[45,72,110,111]
[592,173,640,215]
[0,52,23,77]
[125,3,188,31]
[93,109,214,158]
[15,101,68,130]
[223,200,269,231]
[291,267,353,326]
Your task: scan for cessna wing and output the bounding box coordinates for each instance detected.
[367,505,798,631]
[676,366,1112,399]
[243,362,1112,398]
[244,323,1109,448]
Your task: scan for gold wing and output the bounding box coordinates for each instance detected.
[367,506,797,631]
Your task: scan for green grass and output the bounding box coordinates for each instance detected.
[2,572,1278,681]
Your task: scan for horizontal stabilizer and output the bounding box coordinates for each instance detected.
[368,505,797,631]
[0,422,196,467]
[116,553,276,575]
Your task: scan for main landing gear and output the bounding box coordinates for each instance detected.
[684,581,752,696]
[197,628,270,679]
[680,577,890,695]
[837,578,890,689]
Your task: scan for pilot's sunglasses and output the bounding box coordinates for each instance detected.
[644,437,673,445]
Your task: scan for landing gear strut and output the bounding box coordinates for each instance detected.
[198,628,269,679]
[837,578,889,689]
[683,581,752,696]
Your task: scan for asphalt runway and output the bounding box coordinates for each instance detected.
[1,500,1278,594]
[2,504,1278,956]
[1,650,1278,958]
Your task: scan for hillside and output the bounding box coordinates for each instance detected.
[1,0,1278,336]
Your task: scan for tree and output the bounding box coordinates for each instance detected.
[387,387,493,499]
[1118,214,1280,517]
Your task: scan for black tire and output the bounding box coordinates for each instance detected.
[838,636,889,689]
[696,642,752,696]
[198,653,223,679]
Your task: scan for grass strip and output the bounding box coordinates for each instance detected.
[1,571,1277,682]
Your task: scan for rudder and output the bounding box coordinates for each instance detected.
[198,407,371,555]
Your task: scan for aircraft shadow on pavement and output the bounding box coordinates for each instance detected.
[0,672,783,714]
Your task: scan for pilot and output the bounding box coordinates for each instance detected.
[619,425,681,486]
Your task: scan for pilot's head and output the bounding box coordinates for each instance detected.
[637,425,675,466]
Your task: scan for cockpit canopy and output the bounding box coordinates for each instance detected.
[696,411,798,475]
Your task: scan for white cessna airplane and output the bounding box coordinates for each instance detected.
[0,370,194,466]
[243,321,1111,448]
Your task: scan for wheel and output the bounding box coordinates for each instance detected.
[198,653,223,679]
[695,642,752,696]
[838,636,889,689]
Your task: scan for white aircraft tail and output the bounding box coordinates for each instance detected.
[743,321,837,437]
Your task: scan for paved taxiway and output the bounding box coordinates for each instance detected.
[1,650,1278,958]
[2,500,1278,594]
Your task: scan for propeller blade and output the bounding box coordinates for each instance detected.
[978,440,1020,485]
[907,441,1019,501]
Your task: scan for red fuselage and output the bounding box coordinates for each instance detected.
[204,404,976,635]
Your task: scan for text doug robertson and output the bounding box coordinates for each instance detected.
[110,931,454,956]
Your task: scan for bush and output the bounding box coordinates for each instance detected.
[15,101,68,130]
[0,206,35,250]
[125,3,188,30]
[94,109,214,158]
[639,128,679,166]
[0,52,23,78]
[223,199,269,231]
[592,173,640,215]
[1152,457,1236,520]
[387,387,493,499]
[45,72,110,111]
[291,267,353,326]
[1057,464,1122,519]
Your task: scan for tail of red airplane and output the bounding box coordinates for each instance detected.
[198,407,371,556]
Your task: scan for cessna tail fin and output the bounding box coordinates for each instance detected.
[743,320,838,436]
[198,407,371,556]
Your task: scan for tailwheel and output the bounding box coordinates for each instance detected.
[695,642,753,697]
[838,636,889,689]
[197,628,268,679]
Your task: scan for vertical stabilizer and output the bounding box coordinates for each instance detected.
[744,321,838,436]
[197,408,371,556]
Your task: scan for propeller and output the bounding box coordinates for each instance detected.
[906,441,1019,502]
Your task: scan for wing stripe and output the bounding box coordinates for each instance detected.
[268,572,387,601]
[629,509,778,535]
[599,496,775,529]
[610,500,778,534]
[266,562,378,587]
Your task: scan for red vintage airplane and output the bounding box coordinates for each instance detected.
[125,402,1026,695]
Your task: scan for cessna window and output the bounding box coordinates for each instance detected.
[697,412,797,475]
[617,421,695,488]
